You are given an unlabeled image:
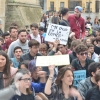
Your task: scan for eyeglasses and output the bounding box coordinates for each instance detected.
[79,52,88,56]
[19,78,32,82]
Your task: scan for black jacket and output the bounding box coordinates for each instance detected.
[69,52,77,63]
[20,52,42,63]
[71,58,94,77]
[85,86,100,100]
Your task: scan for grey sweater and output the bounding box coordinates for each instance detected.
[7,39,29,58]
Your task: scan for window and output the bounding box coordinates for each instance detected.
[39,0,44,9]
[60,2,64,10]
[68,0,82,11]
[50,2,54,11]
[95,1,100,12]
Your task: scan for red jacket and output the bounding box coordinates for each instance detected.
[68,14,85,39]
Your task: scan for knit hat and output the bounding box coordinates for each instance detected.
[75,6,82,12]
[28,60,36,73]
[0,19,2,24]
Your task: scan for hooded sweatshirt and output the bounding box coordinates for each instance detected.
[68,14,85,39]
[7,39,29,58]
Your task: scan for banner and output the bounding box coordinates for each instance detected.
[36,55,70,66]
[73,70,86,87]
[45,23,70,45]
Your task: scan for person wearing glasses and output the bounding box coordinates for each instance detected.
[0,69,47,100]
[71,44,94,77]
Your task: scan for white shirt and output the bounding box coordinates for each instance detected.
[30,34,41,43]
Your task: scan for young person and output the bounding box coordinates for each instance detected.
[20,39,41,62]
[68,6,85,39]
[94,36,100,55]
[59,8,69,26]
[28,23,44,43]
[11,46,23,68]
[78,62,100,100]
[2,32,10,52]
[85,72,100,100]
[71,44,94,77]
[45,65,82,100]
[51,12,60,24]
[39,43,48,56]
[5,26,18,49]
[69,40,81,63]
[87,44,99,62]
[19,60,30,69]
[7,29,29,58]
[28,59,46,92]
[0,50,17,89]
[57,44,72,54]
[11,69,35,100]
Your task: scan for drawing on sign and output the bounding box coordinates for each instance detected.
[45,24,70,45]
[73,70,86,87]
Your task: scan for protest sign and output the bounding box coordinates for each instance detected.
[45,23,70,45]
[36,55,70,66]
[73,70,86,87]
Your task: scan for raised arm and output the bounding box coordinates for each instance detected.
[44,65,55,95]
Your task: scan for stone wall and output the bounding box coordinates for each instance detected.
[8,0,39,5]
[5,2,43,31]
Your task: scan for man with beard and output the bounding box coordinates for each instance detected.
[7,29,29,58]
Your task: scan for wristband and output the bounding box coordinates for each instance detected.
[49,76,53,80]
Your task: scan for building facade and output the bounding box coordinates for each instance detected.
[46,0,100,13]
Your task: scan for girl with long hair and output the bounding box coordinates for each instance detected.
[0,50,17,89]
[45,65,82,100]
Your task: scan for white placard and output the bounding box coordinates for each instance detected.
[45,23,70,45]
[36,55,70,67]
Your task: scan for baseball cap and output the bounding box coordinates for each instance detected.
[75,6,83,12]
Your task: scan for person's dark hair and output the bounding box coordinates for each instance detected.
[9,26,17,33]
[87,44,94,48]
[11,22,18,27]
[71,40,81,49]
[58,44,66,47]
[13,46,23,53]
[39,27,44,31]
[19,60,30,69]
[28,39,40,48]
[96,36,100,43]
[55,66,73,87]
[2,32,10,39]
[75,44,88,54]
[91,38,97,45]
[18,29,27,35]
[95,72,100,83]
[30,23,38,29]
[88,62,100,77]
[39,43,47,51]
[60,8,69,16]
[0,50,11,78]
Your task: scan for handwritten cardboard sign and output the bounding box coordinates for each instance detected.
[36,55,70,66]
[45,23,70,45]
[73,70,86,87]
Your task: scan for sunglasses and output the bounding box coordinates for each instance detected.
[79,52,88,56]
[19,78,32,82]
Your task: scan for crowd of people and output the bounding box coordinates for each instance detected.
[0,6,100,100]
